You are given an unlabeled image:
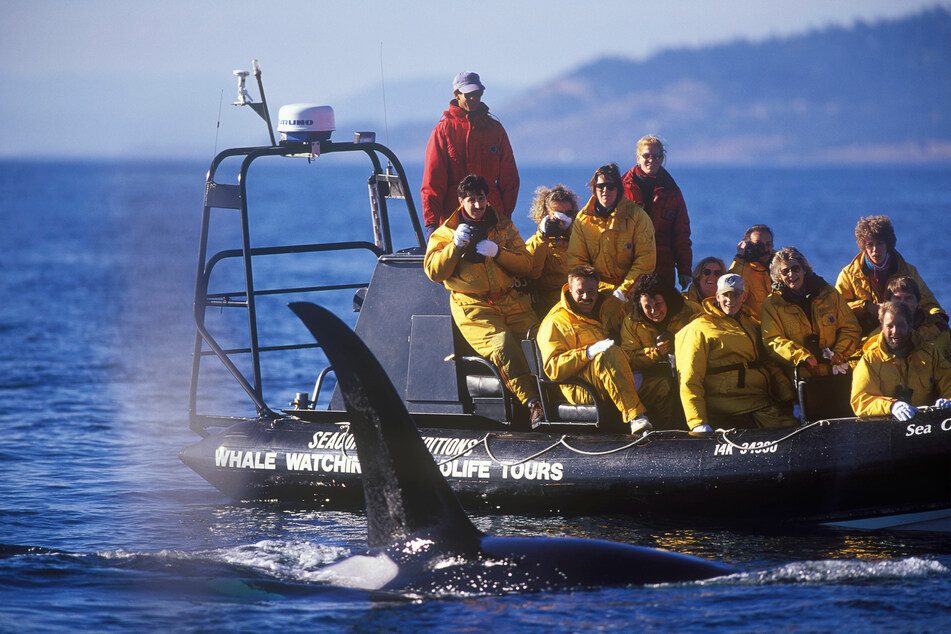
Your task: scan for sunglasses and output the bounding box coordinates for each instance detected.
[780,264,803,276]
[595,183,617,191]
[701,268,723,277]
[640,153,662,160]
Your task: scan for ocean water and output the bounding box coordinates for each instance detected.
[1,157,950,632]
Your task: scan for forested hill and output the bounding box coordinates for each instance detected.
[392,7,951,166]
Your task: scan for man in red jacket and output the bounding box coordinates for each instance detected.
[421,71,519,238]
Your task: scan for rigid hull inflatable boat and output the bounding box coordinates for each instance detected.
[180,72,951,530]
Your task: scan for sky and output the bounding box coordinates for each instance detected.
[1,0,945,158]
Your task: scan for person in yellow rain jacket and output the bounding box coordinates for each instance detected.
[861,277,951,364]
[524,185,580,318]
[684,256,726,308]
[674,274,797,431]
[761,247,861,379]
[424,174,543,426]
[851,301,951,419]
[537,265,651,434]
[566,163,655,304]
[836,214,947,337]
[728,224,775,317]
[620,273,700,429]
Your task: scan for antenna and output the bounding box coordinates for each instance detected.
[379,42,390,148]
[231,60,277,146]
[213,88,224,157]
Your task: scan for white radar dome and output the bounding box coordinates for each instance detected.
[277,104,335,142]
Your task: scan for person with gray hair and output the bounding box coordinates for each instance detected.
[761,246,861,378]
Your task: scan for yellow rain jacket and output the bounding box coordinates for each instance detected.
[566,196,656,297]
[425,207,539,405]
[674,297,796,430]
[761,278,862,376]
[620,300,700,429]
[728,256,773,317]
[537,285,643,419]
[525,230,570,318]
[835,250,946,331]
[851,334,951,417]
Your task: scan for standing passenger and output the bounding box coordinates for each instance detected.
[420,71,519,238]
[622,135,692,290]
[424,175,542,426]
[567,163,656,304]
[524,185,580,318]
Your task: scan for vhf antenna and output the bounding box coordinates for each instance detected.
[233,59,276,146]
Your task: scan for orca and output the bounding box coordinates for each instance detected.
[289,302,734,597]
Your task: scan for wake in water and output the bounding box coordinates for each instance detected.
[5,541,946,600]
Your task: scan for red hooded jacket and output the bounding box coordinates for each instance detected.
[421,101,519,229]
[622,165,692,286]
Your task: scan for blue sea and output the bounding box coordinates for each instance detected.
[1,157,950,632]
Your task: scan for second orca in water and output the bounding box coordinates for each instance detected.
[289,302,734,597]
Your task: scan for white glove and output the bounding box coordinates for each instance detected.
[612,288,627,302]
[678,272,692,290]
[793,404,802,420]
[693,424,713,432]
[891,401,917,421]
[934,398,951,409]
[822,347,849,374]
[452,224,472,248]
[475,240,499,258]
[586,338,615,359]
[551,211,572,228]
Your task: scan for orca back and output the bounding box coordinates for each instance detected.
[289,302,482,550]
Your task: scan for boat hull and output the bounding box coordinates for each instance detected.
[180,409,951,524]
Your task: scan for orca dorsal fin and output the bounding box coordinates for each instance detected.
[289,302,482,550]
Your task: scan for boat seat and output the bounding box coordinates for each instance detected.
[456,355,512,423]
[795,365,855,422]
[520,330,608,428]
[465,372,504,398]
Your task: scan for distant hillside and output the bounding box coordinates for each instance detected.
[388,8,951,166]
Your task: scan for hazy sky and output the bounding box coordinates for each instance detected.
[1,0,945,157]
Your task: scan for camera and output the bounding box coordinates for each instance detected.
[461,220,489,263]
[742,241,769,262]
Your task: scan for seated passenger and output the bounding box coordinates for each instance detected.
[621,135,692,290]
[424,174,543,425]
[761,247,861,378]
[728,224,775,317]
[537,265,651,434]
[675,274,797,431]
[620,273,700,429]
[524,185,580,318]
[836,214,947,336]
[880,276,951,361]
[567,163,656,305]
[851,301,951,419]
[684,256,726,307]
